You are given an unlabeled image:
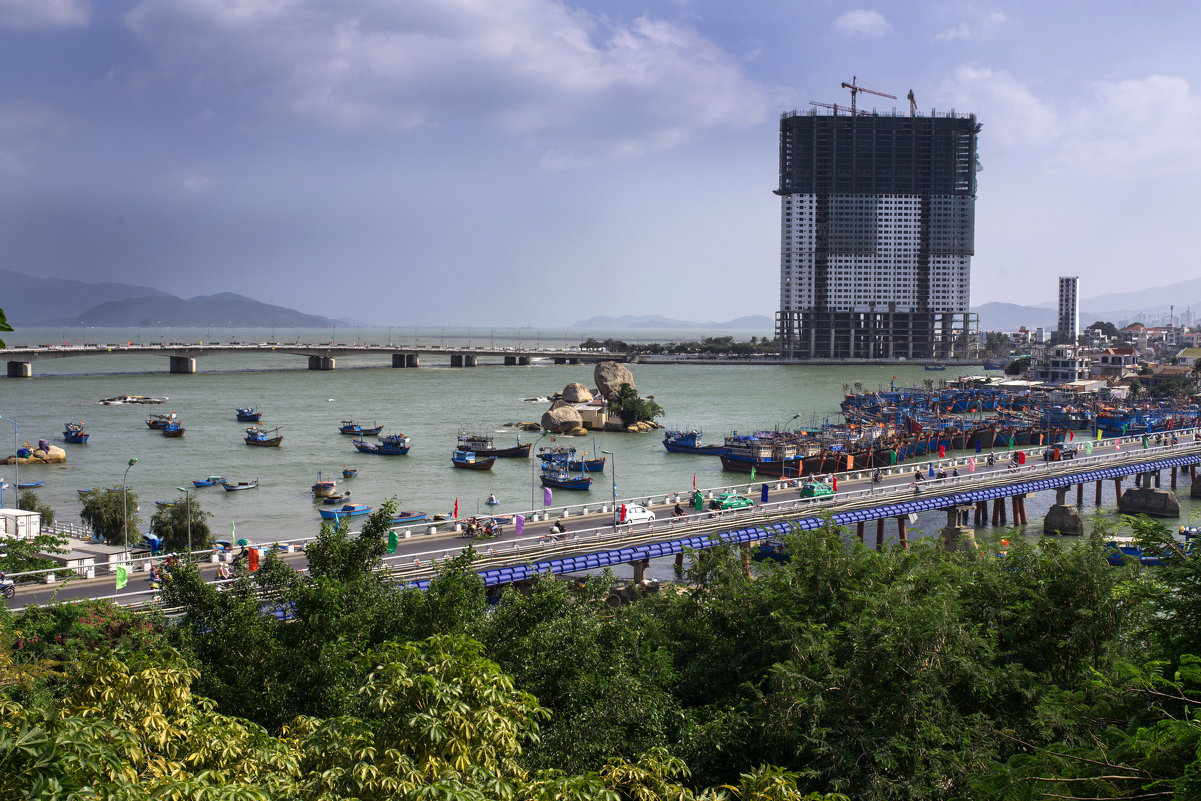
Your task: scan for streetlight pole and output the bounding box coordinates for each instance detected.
[176,487,192,561]
[0,414,18,507]
[601,450,616,530]
[122,457,138,559]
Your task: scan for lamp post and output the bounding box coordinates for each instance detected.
[601,450,616,530]
[176,486,192,561]
[122,457,138,559]
[0,414,18,507]
[531,432,549,515]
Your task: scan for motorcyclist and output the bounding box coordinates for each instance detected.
[672,502,686,517]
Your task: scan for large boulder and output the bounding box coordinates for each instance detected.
[541,405,584,433]
[562,382,593,403]
[594,361,634,398]
[3,445,67,465]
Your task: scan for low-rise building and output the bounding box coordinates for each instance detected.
[1029,344,1091,384]
[1092,347,1140,378]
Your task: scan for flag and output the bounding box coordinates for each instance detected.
[928,464,934,477]
[939,445,946,458]
[115,566,128,590]
[231,520,236,539]
[544,487,552,506]
[889,450,897,464]
[975,441,981,453]
[1142,435,1149,449]
[1115,440,1121,451]
[846,454,854,470]
[453,498,459,518]
[248,548,260,572]
[1008,435,1015,448]
[831,476,837,492]
[1084,442,1093,455]
[620,504,627,522]
[692,473,696,490]
[969,457,976,472]
[387,531,398,554]
[1097,430,1103,440]
[750,466,757,482]
[1069,431,1074,441]
[515,514,525,537]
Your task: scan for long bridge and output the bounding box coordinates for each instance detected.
[0,342,628,377]
[9,432,1201,609]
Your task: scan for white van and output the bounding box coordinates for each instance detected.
[618,504,656,526]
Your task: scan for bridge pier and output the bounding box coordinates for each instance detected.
[940,505,976,551]
[1076,483,1084,507]
[974,500,988,525]
[674,552,684,577]
[1113,477,1124,502]
[1119,484,1181,518]
[1192,473,1201,500]
[6,360,31,378]
[992,497,1006,525]
[518,356,530,365]
[169,356,196,374]
[392,354,408,368]
[1154,470,1161,488]
[554,357,567,365]
[632,559,651,583]
[504,356,517,366]
[1044,486,1084,536]
[1096,480,1103,505]
[1171,466,1177,490]
[464,354,477,367]
[876,517,885,549]
[895,515,909,548]
[451,354,464,367]
[856,521,864,543]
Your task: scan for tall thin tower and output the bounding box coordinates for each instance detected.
[774,105,981,360]
[1057,276,1079,344]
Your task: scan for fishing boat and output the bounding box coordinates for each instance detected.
[17,481,45,489]
[451,450,496,470]
[720,433,803,478]
[538,446,605,472]
[160,421,186,438]
[339,420,384,436]
[390,510,428,525]
[322,490,352,504]
[245,426,283,447]
[319,503,372,521]
[77,487,98,496]
[342,467,358,478]
[222,479,260,492]
[924,364,947,371]
[192,475,225,487]
[235,407,262,422]
[352,433,410,455]
[312,472,338,498]
[540,465,592,491]
[456,431,531,458]
[662,428,725,455]
[63,421,89,444]
[154,500,177,509]
[146,412,177,429]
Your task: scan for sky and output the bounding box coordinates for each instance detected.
[1,0,1199,327]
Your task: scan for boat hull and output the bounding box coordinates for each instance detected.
[459,442,531,458]
[452,455,497,470]
[63,432,89,443]
[540,475,593,490]
[663,441,726,455]
[353,441,409,455]
[222,481,259,492]
[245,437,282,446]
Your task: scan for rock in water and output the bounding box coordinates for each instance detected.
[594,361,634,398]
[541,406,584,433]
[562,382,593,403]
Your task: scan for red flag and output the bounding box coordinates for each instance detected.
[453,498,458,518]
[1069,430,1074,441]
[620,504,627,522]
[832,476,838,492]
[939,445,946,458]
[692,473,696,490]
[248,548,260,573]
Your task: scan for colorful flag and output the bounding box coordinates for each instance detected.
[514,514,525,537]
[831,476,838,492]
[1084,442,1092,455]
[846,454,853,470]
[620,504,627,522]
[1008,435,1015,448]
[115,565,128,590]
[544,487,552,506]
[968,457,976,472]
[692,473,696,490]
[750,466,757,482]
[1069,431,1074,441]
[939,445,946,458]
[1097,430,1103,440]
[231,520,236,539]
[248,548,260,572]
[453,498,459,518]
[387,531,398,554]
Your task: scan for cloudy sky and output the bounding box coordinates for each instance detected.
[1,0,1197,326]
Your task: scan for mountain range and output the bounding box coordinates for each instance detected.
[0,270,340,328]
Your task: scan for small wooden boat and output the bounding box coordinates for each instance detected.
[312,472,338,498]
[161,421,186,438]
[540,466,593,491]
[390,510,428,525]
[319,503,372,521]
[451,450,496,470]
[17,481,45,489]
[63,421,89,444]
[146,412,177,429]
[154,500,177,509]
[352,433,410,455]
[222,479,260,492]
[485,494,500,506]
[77,487,98,496]
[456,431,531,458]
[662,428,726,455]
[245,426,283,447]
[192,475,226,487]
[236,407,262,422]
[322,490,352,504]
[339,420,384,436]
[539,446,605,473]
[342,467,358,478]
[924,364,947,371]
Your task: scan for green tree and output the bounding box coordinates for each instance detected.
[608,382,665,425]
[0,308,11,349]
[79,487,141,547]
[16,490,54,528]
[1128,377,1143,398]
[1086,319,1120,338]
[149,493,212,553]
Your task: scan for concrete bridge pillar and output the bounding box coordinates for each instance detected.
[1044,486,1084,536]
[1096,480,1104,505]
[631,559,650,583]
[895,515,909,549]
[1113,477,1124,503]
[7,361,31,378]
[407,354,419,367]
[1154,470,1161,488]
[992,497,1006,525]
[169,356,196,374]
[876,517,886,549]
[1171,466,1177,490]
[518,356,530,365]
[307,356,335,370]
[1191,473,1201,500]
[940,505,976,551]
[856,521,864,543]
[674,552,684,577]
[504,355,517,366]
[554,357,567,365]
[568,357,579,365]
[451,354,464,367]
[464,354,477,367]
[308,356,320,370]
[1076,483,1084,507]
[1119,485,1181,518]
[392,354,406,368]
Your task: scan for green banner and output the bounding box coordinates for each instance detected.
[115,566,128,590]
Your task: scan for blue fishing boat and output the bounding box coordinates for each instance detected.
[322,490,351,504]
[540,465,592,491]
[352,433,410,455]
[1105,537,1193,566]
[236,407,262,422]
[452,449,496,470]
[390,510,428,525]
[222,479,259,492]
[161,421,185,438]
[662,428,726,455]
[63,421,89,444]
[924,364,947,371]
[342,467,358,478]
[339,420,384,436]
[192,475,226,487]
[539,446,605,472]
[319,503,372,521]
[245,426,283,447]
[17,481,45,489]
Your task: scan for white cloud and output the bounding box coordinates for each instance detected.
[124,0,780,163]
[0,101,68,174]
[934,66,1059,147]
[833,9,890,38]
[0,0,88,29]
[934,10,1005,42]
[176,170,217,194]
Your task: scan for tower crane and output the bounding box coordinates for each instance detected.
[840,76,896,115]
[907,89,917,117]
[808,100,873,116]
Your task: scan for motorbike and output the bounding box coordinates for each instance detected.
[1,582,14,600]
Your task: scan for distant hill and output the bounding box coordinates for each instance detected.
[572,314,774,331]
[71,292,339,328]
[971,302,1057,332]
[0,270,171,325]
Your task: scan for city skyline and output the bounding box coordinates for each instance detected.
[2,1,1199,326]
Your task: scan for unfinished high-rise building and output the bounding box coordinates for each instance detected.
[774,108,981,359]
[1057,275,1079,344]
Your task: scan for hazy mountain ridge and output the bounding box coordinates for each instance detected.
[0,270,171,325]
[571,314,774,331]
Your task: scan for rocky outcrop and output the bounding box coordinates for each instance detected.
[562,382,593,403]
[2,445,67,465]
[1118,487,1181,518]
[594,361,634,398]
[541,405,584,433]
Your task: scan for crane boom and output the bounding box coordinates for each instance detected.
[808,100,872,116]
[840,76,897,115]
